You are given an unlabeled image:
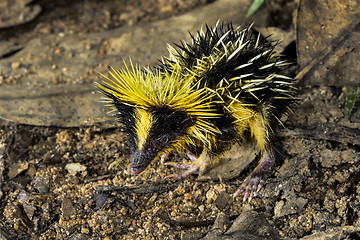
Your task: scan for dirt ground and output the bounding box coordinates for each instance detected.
[0,0,360,239]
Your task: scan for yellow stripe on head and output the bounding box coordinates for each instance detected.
[135,108,155,150]
[98,60,223,150]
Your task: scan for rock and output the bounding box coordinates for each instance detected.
[214,191,233,210]
[65,163,87,176]
[32,174,50,194]
[199,141,259,181]
[62,198,76,219]
[181,231,204,240]
[225,210,281,240]
[202,212,231,239]
[274,194,308,218]
[300,226,360,240]
[202,209,281,240]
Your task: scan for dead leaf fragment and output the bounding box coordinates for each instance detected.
[8,161,29,179]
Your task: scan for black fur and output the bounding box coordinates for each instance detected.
[164,22,295,140]
[97,83,136,149]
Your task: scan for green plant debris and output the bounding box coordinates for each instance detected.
[246,0,264,17]
[344,86,357,119]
